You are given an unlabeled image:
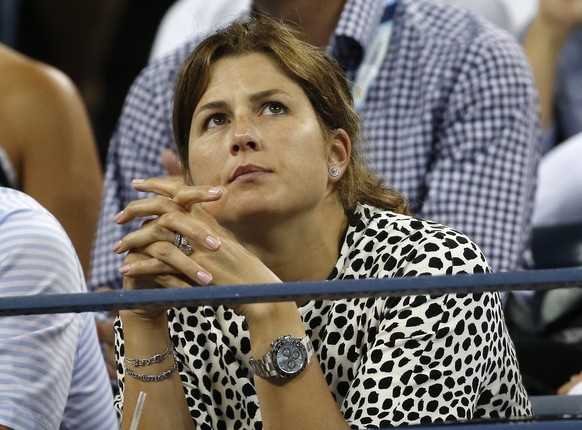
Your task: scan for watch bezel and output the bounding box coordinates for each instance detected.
[271,335,308,378]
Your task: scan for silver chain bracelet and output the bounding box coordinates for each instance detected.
[125,360,179,383]
[124,345,174,367]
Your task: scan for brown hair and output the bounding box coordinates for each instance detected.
[173,15,411,215]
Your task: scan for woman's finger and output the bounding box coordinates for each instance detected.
[131,177,224,204]
[153,274,195,289]
[114,211,221,254]
[172,186,225,210]
[114,222,176,253]
[115,195,187,224]
[121,243,213,286]
[131,176,185,197]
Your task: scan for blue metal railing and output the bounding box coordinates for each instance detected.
[1,267,581,316]
[401,417,582,428]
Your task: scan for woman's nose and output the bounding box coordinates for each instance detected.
[230,117,260,153]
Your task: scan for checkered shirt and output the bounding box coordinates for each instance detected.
[89,0,541,291]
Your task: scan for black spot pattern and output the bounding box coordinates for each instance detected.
[114,204,531,428]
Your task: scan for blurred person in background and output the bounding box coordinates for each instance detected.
[0,186,117,430]
[149,0,251,62]
[523,0,582,152]
[0,42,102,277]
[504,0,582,396]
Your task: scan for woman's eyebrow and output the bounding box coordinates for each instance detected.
[195,89,291,117]
[195,100,227,117]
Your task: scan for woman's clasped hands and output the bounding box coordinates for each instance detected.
[112,177,281,315]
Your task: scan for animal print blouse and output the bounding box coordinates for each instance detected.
[115,204,532,429]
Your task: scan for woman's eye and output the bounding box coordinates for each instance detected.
[205,114,227,130]
[262,102,286,116]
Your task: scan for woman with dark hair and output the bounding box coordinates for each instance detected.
[113,17,531,430]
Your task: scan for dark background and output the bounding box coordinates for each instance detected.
[13,0,176,167]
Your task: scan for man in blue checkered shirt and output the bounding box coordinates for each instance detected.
[90,0,541,292]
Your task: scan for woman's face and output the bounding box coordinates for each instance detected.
[188,53,340,226]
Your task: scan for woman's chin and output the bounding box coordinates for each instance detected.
[219,207,276,227]
[204,198,273,224]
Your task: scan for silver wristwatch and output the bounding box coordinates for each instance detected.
[250,334,314,379]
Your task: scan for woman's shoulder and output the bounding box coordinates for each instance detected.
[0,45,87,154]
[0,45,78,104]
[353,204,472,241]
[340,204,490,277]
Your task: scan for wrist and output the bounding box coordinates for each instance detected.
[119,311,174,365]
[244,302,306,357]
[244,302,300,329]
[120,310,169,333]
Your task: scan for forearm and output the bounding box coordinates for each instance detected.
[246,302,349,430]
[119,312,195,430]
[523,15,570,128]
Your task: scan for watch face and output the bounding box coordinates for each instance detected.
[274,339,306,376]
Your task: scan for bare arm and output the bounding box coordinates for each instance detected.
[245,303,350,430]
[0,56,102,277]
[523,0,582,128]
[119,311,195,430]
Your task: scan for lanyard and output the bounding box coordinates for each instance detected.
[353,0,398,110]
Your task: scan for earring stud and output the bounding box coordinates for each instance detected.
[328,166,340,177]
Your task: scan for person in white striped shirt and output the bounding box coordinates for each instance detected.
[0,187,117,430]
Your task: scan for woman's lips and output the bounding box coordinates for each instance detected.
[230,165,271,182]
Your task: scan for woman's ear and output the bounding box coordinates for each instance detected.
[327,128,351,182]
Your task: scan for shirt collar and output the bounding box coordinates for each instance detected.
[329,0,392,73]
[337,0,385,49]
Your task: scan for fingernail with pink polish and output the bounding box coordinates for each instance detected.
[196,270,212,285]
[208,188,221,195]
[132,178,145,184]
[205,235,221,250]
[114,211,124,223]
[119,265,131,274]
[112,241,122,252]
